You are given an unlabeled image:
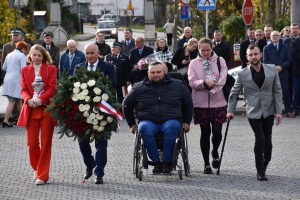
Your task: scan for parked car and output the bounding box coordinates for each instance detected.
[132,17,144,24]
[227,65,242,80]
[98,14,120,25]
[78,14,87,23]
[95,20,119,41]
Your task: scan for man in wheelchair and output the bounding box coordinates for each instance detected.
[123,61,193,173]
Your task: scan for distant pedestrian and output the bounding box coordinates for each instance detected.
[18,44,57,185]
[95,31,111,59]
[41,31,60,68]
[163,19,174,46]
[227,43,282,181]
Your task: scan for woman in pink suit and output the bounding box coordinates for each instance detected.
[17,44,57,185]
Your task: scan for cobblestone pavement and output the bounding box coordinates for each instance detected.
[0,116,300,200]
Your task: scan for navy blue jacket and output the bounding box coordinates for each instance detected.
[129,45,154,84]
[263,41,291,79]
[123,74,193,127]
[74,58,116,88]
[290,38,300,77]
[60,49,86,75]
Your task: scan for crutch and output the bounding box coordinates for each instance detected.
[217,119,230,175]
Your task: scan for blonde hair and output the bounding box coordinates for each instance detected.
[184,38,198,47]
[26,44,52,64]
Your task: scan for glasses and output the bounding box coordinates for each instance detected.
[285,30,291,32]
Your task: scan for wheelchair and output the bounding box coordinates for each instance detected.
[132,128,190,181]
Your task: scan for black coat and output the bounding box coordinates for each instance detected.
[257,38,268,53]
[123,74,193,127]
[290,38,300,77]
[212,41,231,65]
[240,39,256,68]
[42,42,60,67]
[95,41,111,58]
[105,53,131,86]
[129,45,154,84]
[171,47,198,70]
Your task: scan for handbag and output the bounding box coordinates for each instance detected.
[217,57,235,102]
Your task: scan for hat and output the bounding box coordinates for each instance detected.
[10,27,24,36]
[43,31,54,38]
[112,41,121,48]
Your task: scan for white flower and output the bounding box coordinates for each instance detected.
[72,94,78,101]
[93,87,102,95]
[83,112,89,117]
[92,119,98,125]
[74,82,81,88]
[102,93,109,101]
[107,116,113,123]
[86,118,93,124]
[93,96,101,102]
[80,83,88,89]
[100,120,107,127]
[93,125,99,130]
[73,87,80,94]
[89,113,96,119]
[96,114,104,120]
[93,106,99,113]
[79,104,85,112]
[84,104,90,111]
[85,96,90,102]
[78,92,85,100]
[97,126,104,132]
[82,89,89,96]
[87,80,96,87]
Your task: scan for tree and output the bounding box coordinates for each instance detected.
[219,15,245,43]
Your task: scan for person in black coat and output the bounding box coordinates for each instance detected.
[95,31,111,59]
[290,37,300,116]
[42,31,60,68]
[257,25,273,54]
[240,27,256,69]
[129,36,154,84]
[105,41,131,104]
[212,30,231,66]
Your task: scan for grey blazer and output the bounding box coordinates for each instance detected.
[227,63,282,119]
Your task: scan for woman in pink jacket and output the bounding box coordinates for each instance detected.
[188,38,228,174]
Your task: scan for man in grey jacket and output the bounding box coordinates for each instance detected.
[227,44,282,181]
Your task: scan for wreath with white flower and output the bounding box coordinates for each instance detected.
[46,66,122,142]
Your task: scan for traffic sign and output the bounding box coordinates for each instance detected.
[197,0,216,10]
[180,5,192,20]
[127,10,133,17]
[180,0,190,5]
[242,0,254,25]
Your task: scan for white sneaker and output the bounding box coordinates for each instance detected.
[35,178,46,185]
[32,172,37,182]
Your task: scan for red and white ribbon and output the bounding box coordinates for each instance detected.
[98,100,123,131]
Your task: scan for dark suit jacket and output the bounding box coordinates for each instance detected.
[105,53,131,86]
[171,47,198,70]
[42,42,60,68]
[284,37,298,77]
[74,58,116,88]
[129,45,154,84]
[263,41,291,79]
[290,38,300,77]
[240,39,256,68]
[120,39,135,57]
[257,38,268,53]
[212,41,231,65]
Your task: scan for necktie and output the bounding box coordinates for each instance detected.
[89,64,94,71]
[139,49,143,56]
[47,46,50,51]
[274,44,278,49]
[126,41,130,46]
[250,40,254,43]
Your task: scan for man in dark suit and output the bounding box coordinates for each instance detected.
[41,31,60,69]
[240,27,256,69]
[129,36,154,84]
[263,31,293,117]
[284,23,300,111]
[212,30,231,66]
[120,28,135,57]
[257,25,273,53]
[227,44,282,181]
[74,43,116,184]
[177,26,193,49]
[290,37,300,116]
[105,41,131,104]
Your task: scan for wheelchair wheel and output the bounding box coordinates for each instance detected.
[138,171,143,181]
[181,131,190,177]
[133,133,141,178]
[178,170,183,180]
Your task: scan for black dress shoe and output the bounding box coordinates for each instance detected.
[95,176,103,184]
[162,162,171,173]
[257,173,268,181]
[84,164,96,179]
[2,122,13,128]
[152,161,162,173]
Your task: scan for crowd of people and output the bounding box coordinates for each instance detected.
[0,21,299,185]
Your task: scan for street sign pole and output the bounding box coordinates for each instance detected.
[197,0,216,38]
[206,10,208,37]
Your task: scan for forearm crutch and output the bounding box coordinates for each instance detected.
[217,119,230,175]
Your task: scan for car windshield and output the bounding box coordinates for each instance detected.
[97,22,116,28]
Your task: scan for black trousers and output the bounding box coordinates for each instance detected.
[166,34,173,46]
[248,115,274,174]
